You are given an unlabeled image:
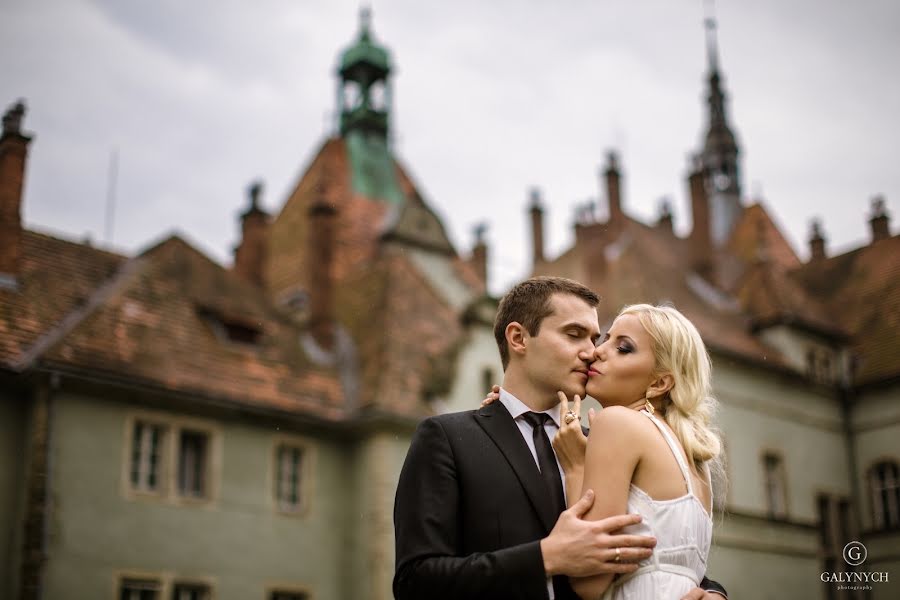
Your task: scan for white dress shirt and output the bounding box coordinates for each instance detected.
[498,387,567,599]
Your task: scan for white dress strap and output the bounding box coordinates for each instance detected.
[639,408,693,495]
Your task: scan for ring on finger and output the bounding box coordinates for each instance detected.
[564,411,580,424]
[614,547,621,563]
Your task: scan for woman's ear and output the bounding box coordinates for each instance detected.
[646,373,674,399]
[506,322,528,357]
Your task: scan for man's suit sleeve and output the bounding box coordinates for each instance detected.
[393,417,550,600]
[700,576,727,598]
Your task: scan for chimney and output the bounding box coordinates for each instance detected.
[232,180,270,287]
[470,222,488,287]
[0,100,32,286]
[869,196,890,243]
[603,150,623,225]
[308,196,338,350]
[688,156,713,279]
[656,197,674,235]
[808,218,826,261]
[528,187,545,266]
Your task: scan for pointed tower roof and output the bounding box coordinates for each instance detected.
[702,12,738,163]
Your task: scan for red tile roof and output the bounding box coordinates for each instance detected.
[535,203,898,386]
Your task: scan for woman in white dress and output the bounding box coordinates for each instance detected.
[554,304,722,600]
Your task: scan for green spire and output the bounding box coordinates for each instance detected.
[336,8,404,205]
[338,7,392,137]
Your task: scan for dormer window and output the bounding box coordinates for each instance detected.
[197,305,263,347]
[222,321,260,345]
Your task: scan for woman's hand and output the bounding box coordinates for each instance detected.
[481,384,501,406]
[552,391,592,475]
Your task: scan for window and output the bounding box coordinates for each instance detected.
[130,422,165,492]
[481,367,495,398]
[271,592,306,600]
[120,578,161,600]
[172,583,210,600]
[197,305,262,346]
[178,431,209,499]
[762,452,787,518]
[870,460,900,530]
[125,413,218,504]
[276,445,305,512]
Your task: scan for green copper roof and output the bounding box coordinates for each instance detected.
[339,13,391,76]
[345,130,404,205]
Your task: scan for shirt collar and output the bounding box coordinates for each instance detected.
[499,388,561,428]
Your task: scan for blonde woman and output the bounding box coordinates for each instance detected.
[557,304,722,599]
[484,303,724,599]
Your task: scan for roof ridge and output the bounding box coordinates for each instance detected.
[25,227,128,260]
[13,256,150,371]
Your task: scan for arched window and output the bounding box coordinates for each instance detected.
[870,460,900,530]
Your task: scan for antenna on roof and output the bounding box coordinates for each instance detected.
[104,147,119,246]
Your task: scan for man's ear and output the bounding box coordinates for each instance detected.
[506,322,528,358]
[646,373,674,400]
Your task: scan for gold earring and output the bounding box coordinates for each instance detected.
[644,396,655,415]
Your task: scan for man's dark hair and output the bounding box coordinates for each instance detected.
[493,276,600,370]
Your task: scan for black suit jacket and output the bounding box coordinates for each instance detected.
[393,401,726,600]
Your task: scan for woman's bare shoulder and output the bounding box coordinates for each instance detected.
[590,406,654,436]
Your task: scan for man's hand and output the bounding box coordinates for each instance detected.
[540,489,656,578]
[681,588,727,599]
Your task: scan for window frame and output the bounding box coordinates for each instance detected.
[761,449,788,519]
[128,419,168,496]
[122,411,220,506]
[868,458,900,531]
[271,435,314,517]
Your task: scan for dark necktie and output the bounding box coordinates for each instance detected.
[522,411,566,516]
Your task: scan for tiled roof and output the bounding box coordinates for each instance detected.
[0,229,126,369]
[535,203,898,386]
[4,131,481,421]
[8,232,346,419]
[791,234,900,384]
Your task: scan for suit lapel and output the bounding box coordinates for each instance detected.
[474,402,559,532]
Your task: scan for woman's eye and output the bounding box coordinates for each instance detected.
[616,346,633,354]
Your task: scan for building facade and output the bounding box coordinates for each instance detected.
[0,16,489,600]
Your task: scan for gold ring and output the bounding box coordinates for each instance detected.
[614,547,621,563]
[564,412,577,424]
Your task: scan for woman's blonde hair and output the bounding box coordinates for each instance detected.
[618,304,722,469]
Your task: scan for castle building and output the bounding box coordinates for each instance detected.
[0,14,487,600]
[1,11,897,600]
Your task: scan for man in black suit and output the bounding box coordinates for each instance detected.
[393,277,726,599]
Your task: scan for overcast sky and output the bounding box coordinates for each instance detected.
[3,0,898,294]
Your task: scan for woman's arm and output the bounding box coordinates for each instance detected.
[568,406,643,600]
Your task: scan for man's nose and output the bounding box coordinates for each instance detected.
[578,343,595,360]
